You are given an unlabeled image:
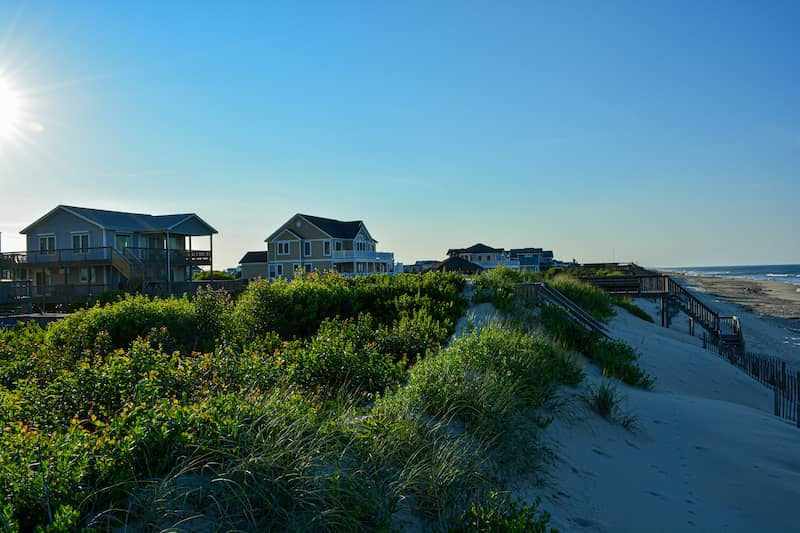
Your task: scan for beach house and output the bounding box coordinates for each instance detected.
[239,251,269,280]
[0,205,218,305]
[264,214,395,279]
[446,243,555,272]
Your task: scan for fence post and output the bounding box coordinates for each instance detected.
[796,371,799,428]
[660,297,666,328]
[689,317,694,337]
[774,384,779,416]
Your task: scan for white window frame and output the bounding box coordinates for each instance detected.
[277,241,290,255]
[304,263,313,274]
[323,241,331,256]
[304,241,311,257]
[276,264,284,276]
[71,232,90,252]
[293,263,300,275]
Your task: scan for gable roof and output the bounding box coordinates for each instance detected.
[21,205,218,235]
[299,214,366,239]
[447,243,504,255]
[429,256,484,274]
[265,213,374,242]
[239,251,268,264]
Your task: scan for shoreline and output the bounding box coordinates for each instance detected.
[661,272,800,364]
[670,273,800,320]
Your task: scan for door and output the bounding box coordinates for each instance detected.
[115,234,131,251]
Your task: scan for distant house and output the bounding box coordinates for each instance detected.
[429,256,484,274]
[404,260,439,274]
[239,251,268,280]
[264,214,395,280]
[0,205,217,304]
[446,243,556,272]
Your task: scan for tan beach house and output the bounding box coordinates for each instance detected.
[264,213,395,279]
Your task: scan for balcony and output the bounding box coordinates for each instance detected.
[123,247,213,266]
[0,247,119,267]
[332,250,394,262]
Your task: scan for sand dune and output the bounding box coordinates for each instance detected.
[525,303,800,532]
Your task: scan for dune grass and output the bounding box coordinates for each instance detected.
[613,297,654,323]
[0,271,578,531]
[541,305,654,389]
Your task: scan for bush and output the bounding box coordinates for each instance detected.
[46,292,232,357]
[402,325,582,442]
[473,266,544,312]
[192,269,237,280]
[540,306,653,388]
[548,275,614,322]
[451,492,555,533]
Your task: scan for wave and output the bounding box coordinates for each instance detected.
[767,273,790,278]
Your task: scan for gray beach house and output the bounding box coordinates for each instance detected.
[0,205,218,307]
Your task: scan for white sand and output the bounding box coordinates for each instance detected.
[522,303,800,532]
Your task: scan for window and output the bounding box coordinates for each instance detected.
[324,241,331,256]
[72,233,89,252]
[277,242,290,255]
[115,234,130,251]
[39,235,55,254]
[335,241,342,251]
[304,241,311,256]
[276,264,283,276]
[293,263,300,274]
[80,268,94,283]
[305,264,313,274]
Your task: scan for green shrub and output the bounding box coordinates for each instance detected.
[192,269,237,280]
[46,292,231,357]
[540,306,653,388]
[548,275,614,322]
[402,325,582,442]
[451,492,555,533]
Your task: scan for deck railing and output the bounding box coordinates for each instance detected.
[580,273,744,355]
[332,250,394,262]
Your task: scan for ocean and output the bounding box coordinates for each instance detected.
[661,264,800,286]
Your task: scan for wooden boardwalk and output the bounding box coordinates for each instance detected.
[579,274,745,356]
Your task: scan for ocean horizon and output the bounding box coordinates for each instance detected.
[658,264,800,286]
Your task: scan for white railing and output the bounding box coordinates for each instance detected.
[332,250,394,262]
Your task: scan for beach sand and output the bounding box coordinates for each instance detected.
[678,274,800,319]
[672,275,800,366]
[523,303,800,532]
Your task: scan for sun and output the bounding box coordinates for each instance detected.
[0,76,23,142]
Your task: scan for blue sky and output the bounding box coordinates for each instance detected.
[0,1,798,268]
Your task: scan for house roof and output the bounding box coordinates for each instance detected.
[447,243,504,255]
[21,205,218,235]
[239,251,268,264]
[299,214,366,239]
[509,247,543,255]
[265,213,375,242]
[429,256,484,274]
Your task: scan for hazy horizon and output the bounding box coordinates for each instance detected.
[1,1,798,268]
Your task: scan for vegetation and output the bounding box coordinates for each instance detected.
[613,297,654,323]
[541,305,653,389]
[451,493,556,533]
[1,271,586,531]
[547,274,615,322]
[192,269,238,280]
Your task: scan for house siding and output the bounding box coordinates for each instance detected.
[25,209,104,251]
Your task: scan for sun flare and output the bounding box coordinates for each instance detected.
[0,76,23,141]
